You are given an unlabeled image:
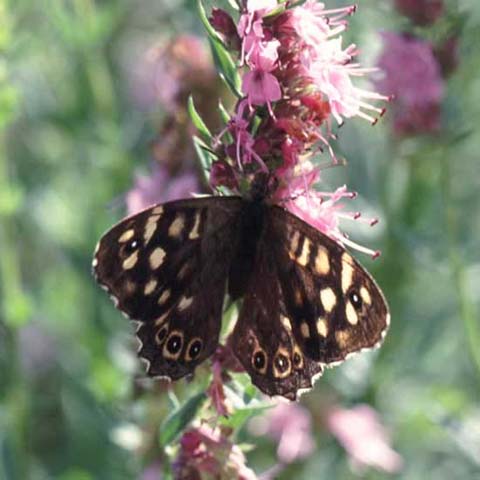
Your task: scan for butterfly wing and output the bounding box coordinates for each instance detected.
[93,196,243,380]
[268,205,390,365]
[230,218,323,400]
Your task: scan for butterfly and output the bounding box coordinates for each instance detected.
[93,195,389,400]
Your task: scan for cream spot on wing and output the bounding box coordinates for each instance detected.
[122,250,138,270]
[320,287,337,313]
[168,215,185,238]
[158,289,171,305]
[316,317,328,337]
[188,211,201,240]
[314,246,330,275]
[92,257,98,268]
[177,263,190,281]
[294,289,303,306]
[149,247,166,270]
[280,315,292,331]
[152,206,164,216]
[118,229,135,243]
[346,301,359,325]
[155,311,170,326]
[144,214,160,245]
[155,324,169,345]
[289,230,301,260]
[297,238,311,267]
[144,279,157,295]
[300,322,311,339]
[341,252,355,293]
[335,330,350,349]
[177,295,193,312]
[360,286,372,305]
[125,280,136,295]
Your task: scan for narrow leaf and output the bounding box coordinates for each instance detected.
[188,95,212,142]
[159,392,207,446]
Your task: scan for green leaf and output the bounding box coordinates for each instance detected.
[159,392,207,446]
[196,0,224,44]
[219,384,272,430]
[188,95,212,142]
[208,37,242,98]
[193,135,217,183]
[196,0,242,97]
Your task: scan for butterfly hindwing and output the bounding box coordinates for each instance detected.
[269,205,390,365]
[93,196,244,380]
[231,216,323,400]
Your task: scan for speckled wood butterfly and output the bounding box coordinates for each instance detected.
[93,196,389,400]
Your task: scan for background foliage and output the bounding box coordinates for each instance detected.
[1,0,479,479]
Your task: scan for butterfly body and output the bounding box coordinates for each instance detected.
[93,195,389,400]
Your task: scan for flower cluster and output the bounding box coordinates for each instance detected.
[173,425,257,480]
[208,0,387,254]
[376,0,459,136]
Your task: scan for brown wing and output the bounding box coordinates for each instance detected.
[268,205,390,365]
[230,222,323,400]
[93,196,243,380]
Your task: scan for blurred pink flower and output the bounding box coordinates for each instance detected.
[250,403,315,464]
[327,405,403,474]
[174,426,257,480]
[394,0,444,26]
[126,165,199,215]
[376,32,444,135]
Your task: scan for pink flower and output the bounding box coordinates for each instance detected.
[394,0,444,26]
[219,99,268,172]
[210,8,241,50]
[375,32,444,135]
[288,1,354,48]
[327,405,403,474]
[242,69,281,108]
[250,403,315,464]
[283,184,380,258]
[207,357,229,417]
[126,165,199,215]
[174,426,257,480]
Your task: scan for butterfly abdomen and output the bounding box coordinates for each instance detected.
[227,200,266,300]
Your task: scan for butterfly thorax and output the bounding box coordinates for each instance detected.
[227,199,266,300]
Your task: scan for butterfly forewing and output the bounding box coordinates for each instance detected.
[93,197,243,380]
[269,206,390,365]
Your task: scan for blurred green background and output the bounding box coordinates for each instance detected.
[1,0,479,479]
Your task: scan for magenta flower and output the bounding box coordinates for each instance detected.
[126,165,199,215]
[327,405,403,474]
[394,0,444,26]
[375,32,444,136]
